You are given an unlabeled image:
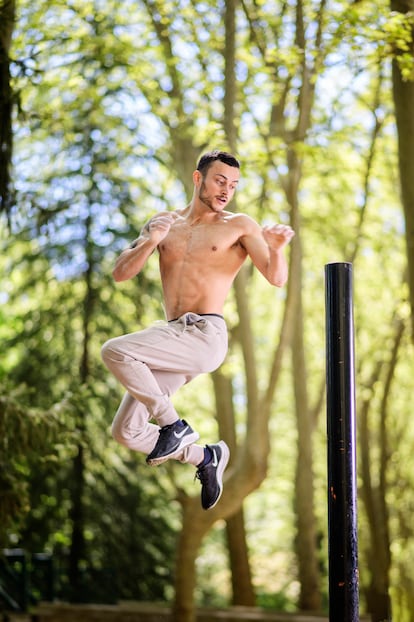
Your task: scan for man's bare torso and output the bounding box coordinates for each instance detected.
[158,210,248,319]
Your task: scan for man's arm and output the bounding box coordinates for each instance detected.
[239,216,295,287]
[112,213,174,282]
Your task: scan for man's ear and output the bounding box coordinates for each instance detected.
[192,170,202,186]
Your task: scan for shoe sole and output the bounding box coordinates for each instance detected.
[206,440,230,510]
[146,431,200,466]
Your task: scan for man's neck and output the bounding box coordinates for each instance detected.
[181,200,222,225]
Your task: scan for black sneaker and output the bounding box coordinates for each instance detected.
[195,441,230,510]
[146,419,199,466]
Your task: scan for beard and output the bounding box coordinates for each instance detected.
[199,181,222,212]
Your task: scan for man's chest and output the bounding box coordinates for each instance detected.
[158,222,245,260]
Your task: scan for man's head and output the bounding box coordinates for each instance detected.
[196,150,240,177]
[193,150,240,213]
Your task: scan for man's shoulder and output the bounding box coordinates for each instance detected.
[222,211,259,231]
[148,209,179,219]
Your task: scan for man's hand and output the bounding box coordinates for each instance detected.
[114,213,176,282]
[262,224,295,251]
[146,213,175,245]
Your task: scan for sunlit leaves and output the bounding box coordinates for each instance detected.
[2,0,414,614]
[383,10,414,80]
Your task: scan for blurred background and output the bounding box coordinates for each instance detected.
[1,1,414,621]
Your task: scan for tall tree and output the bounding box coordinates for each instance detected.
[221,0,255,607]
[0,0,15,219]
[390,0,414,339]
[359,312,405,621]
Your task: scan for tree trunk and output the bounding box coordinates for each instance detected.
[288,162,321,610]
[359,314,404,621]
[0,0,15,219]
[69,213,95,599]
[391,0,414,339]
[292,304,321,610]
[212,370,256,606]
[226,511,255,606]
[68,444,86,599]
[172,499,211,622]
[222,0,256,608]
[264,0,323,606]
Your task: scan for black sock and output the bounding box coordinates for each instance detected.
[197,446,213,468]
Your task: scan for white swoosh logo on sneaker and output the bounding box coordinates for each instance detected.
[211,448,218,467]
[173,426,189,439]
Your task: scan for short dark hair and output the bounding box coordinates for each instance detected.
[196,150,240,176]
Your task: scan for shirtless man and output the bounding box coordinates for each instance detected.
[101,150,294,510]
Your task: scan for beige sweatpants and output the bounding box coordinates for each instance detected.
[101,313,228,466]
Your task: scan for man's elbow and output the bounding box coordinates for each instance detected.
[112,266,127,282]
[268,272,288,287]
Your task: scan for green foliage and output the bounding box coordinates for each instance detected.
[0,228,177,601]
[0,384,65,547]
[2,0,414,616]
[383,10,414,80]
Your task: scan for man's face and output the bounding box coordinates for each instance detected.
[197,161,240,212]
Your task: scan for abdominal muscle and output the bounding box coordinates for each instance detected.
[159,229,246,320]
[161,269,235,319]
[164,276,230,320]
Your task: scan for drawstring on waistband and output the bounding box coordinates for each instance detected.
[168,313,224,324]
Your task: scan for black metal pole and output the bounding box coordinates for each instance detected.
[325,262,359,621]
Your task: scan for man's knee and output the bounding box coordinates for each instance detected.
[111,419,152,453]
[111,419,126,445]
[101,338,122,366]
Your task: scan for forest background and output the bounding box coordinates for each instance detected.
[1,1,414,622]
